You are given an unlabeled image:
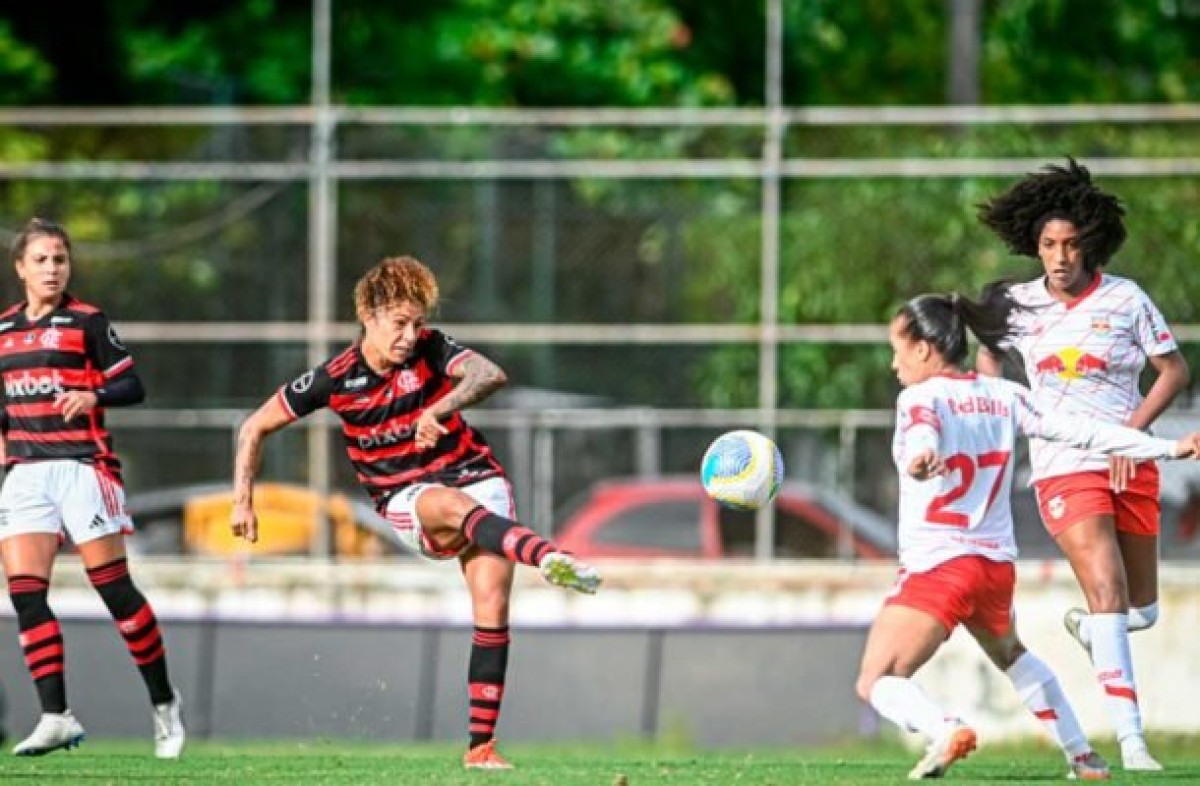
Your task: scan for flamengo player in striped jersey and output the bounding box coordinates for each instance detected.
[977,159,1190,771]
[857,285,1200,781]
[0,218,184,758]
[230,256,600,770]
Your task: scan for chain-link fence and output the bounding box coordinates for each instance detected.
[2,105,1200,558]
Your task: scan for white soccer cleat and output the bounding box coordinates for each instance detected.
[153,690,186,760]
[1121,742,1162,772]
[1063,607,1092,658]
[12,710,86,756]
[539,552,601,594]
[1067,750,1111,780]
[907,722,977,780]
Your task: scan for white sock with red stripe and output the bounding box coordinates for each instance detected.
[1073,601,1158,648]
[869,676,958,740]
[1005,652,1089,759]
[1090,613,1144,746]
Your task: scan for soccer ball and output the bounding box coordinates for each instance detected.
[700,429,784,510]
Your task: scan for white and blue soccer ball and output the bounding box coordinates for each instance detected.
[700,429,784,510]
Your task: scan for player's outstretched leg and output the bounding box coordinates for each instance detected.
[538,552,601,594]
[1003,651,1108,779]
[461,506,601,593]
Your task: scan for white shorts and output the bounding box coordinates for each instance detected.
[0,461,133,545]
[384,476,515,561]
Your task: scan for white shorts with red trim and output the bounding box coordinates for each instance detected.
[0,460,133,545]
[384,476,515,561]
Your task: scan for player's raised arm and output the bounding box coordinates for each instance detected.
[1012,384,1196,461]
[231,395,296,543]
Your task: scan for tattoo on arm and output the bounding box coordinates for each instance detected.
[430,354,507,417]
[233,424,265,507]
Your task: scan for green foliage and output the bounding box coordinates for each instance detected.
[985,0,1200,102]
[118,1,311,103]
[0,20,52,102]
[450,0,731,106]
[784,0,949,105]
[2,2,1200,417]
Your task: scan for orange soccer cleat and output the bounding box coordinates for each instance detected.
[1068,750,1111,780]
[907,722,977,780]
[463,740,513,770]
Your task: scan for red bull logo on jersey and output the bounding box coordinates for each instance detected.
[1033,347,1108,381]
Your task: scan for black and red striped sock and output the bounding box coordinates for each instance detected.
[9,575,67,713]
[86,558,174,706]
[468,625,510,749]
[462,507,554,567]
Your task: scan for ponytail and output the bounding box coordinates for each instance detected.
[954,281,1020,357]
[896,280,1021,365]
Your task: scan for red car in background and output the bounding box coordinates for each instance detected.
[552,476,897,560]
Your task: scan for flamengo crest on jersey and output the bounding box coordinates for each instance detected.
[892,372,1176,573]
[1003,274,1177,483]
[278,328,504,506]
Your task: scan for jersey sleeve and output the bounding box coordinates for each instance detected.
[896,387,942,463]
[1012,381,1178,459]
[277,364,335,421]
[1131,286,1178,357]
[423,329,474,376]
[83,312,136,381]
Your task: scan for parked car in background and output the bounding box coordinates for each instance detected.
[552,476,897,560]
[125,482,407,557]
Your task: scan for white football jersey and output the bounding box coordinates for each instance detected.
[893,372,1178,573]
[1004,274,1178,482]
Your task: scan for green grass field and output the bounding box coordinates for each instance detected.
[2,737,1198,785]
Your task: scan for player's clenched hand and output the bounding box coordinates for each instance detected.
[53,391,98,422]
[414,409,448,450]
[1174,432,1200,459]
[1109,455,1137,493]
[907,448,946,481]
[230,503,259,543]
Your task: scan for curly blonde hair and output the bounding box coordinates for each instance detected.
[354,256,439,321]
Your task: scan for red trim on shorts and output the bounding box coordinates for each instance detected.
[1033,464,1160,537]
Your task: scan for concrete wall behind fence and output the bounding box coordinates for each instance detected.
[0,619,869,747]
[1,558,1198,748]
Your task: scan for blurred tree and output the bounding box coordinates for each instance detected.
[1,2,1198,106]
[984,0,1200,103]
[335,0,732,106]
[0,0,1198,417]
[0,20,53,103]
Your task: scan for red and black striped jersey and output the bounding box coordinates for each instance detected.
[278,328,505,507]
[0,294,136,476]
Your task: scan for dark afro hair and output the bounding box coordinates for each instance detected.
[977,157,1126,270]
